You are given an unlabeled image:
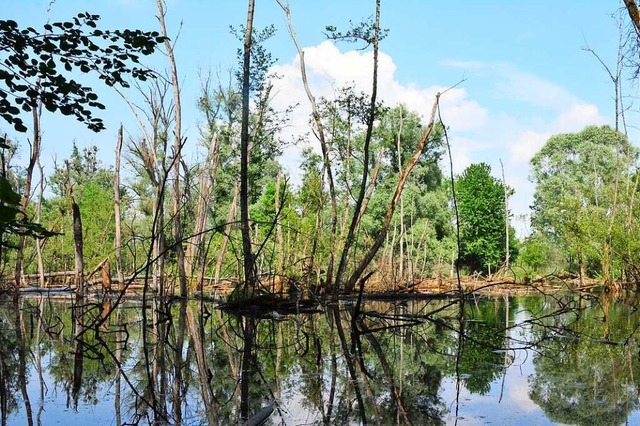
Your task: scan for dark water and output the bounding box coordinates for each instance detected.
[1,293,639,425]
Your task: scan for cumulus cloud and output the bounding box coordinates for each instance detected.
[509,130,551,163]
[272,50,610,236]
[507,103,607,165]
[552,103,606,132]
[269,41,488,181]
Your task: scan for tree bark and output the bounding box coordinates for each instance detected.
[35,159,45,287]
[156,0,188,297]
[240,0,256,293]
[625,0,640,34]
[72,199,84,296]
[14,102,42,291]
[114,125,125,288]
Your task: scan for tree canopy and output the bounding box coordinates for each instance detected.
[456,162,517,274]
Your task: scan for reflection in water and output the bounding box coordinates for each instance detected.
[0,293,639,425]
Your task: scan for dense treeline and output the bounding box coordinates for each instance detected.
[2,1,640,297]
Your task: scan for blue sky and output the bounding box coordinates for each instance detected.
[2,0,627,235]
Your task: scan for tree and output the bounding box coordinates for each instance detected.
[456,163,517,274]
[0,13,164,287]
[529,125,637,281]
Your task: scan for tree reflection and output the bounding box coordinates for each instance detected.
[529,298,640,426]
[1,293,640,425]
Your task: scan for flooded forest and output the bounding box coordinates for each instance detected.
[3,0,640,424]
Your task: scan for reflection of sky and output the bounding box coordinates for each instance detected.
[5,298,640,425]
[440,367,555,426]
[441,308,555,426]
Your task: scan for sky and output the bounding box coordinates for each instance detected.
[1,0,630,236]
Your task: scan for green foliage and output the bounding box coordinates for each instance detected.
[518,233,565,273]
[0,13,164,133]
[529,125,638,277]
[456,162,517,274]
[41,145,117,272]
[0,175,55,254]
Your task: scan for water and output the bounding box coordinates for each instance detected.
[1,293,639,425]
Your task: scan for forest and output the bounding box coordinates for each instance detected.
[4,1,640,425]
[0,1,638,300]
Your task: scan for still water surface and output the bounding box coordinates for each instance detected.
[1,293,639,425]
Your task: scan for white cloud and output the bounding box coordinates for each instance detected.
[509,130,551,164]
[495,68,580,111]
[508,103,606,165]
[269,41,488,183]
[272,51,610,236]
[552,103,606,132]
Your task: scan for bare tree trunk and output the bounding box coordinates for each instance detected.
[276,0,339,290]
[14,102,42,291]
[153,195,165,296]
[240,0,256,293]
[335,0,381,291]
[585,40,625,288]
[114,125,125,288]
[499,159,509,270]
[188,132,220,288]
[215,185,239,283]
[72,199,84,296]
[625,0,640,34]
[275,172,285,273]
[397,109,405,282]
[35,159,45,288]
[156,0,188,297]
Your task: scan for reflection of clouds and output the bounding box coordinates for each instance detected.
[508,373,539,413]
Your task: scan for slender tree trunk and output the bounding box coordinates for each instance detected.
[397,109,405,282]
[156,0,188,297]
[215,185,239,283]
[152,194,165,296]
[499,159,509,270]
[625,0,640,34]
[240,0,256,293]
[14,102,42,291]
[275,172,285,273]
[188,132,220,288]
[35,159,45,288]
[335,0,381,291]
[114,125,125,288]
[72,199,84,296]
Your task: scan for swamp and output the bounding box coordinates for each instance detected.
[2,291,640,425]
[3,1,640,424]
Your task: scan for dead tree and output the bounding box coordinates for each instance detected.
[114,125,125,288]
[240,0,257,293]
[14,100,43,291]
[156,0,188,297]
